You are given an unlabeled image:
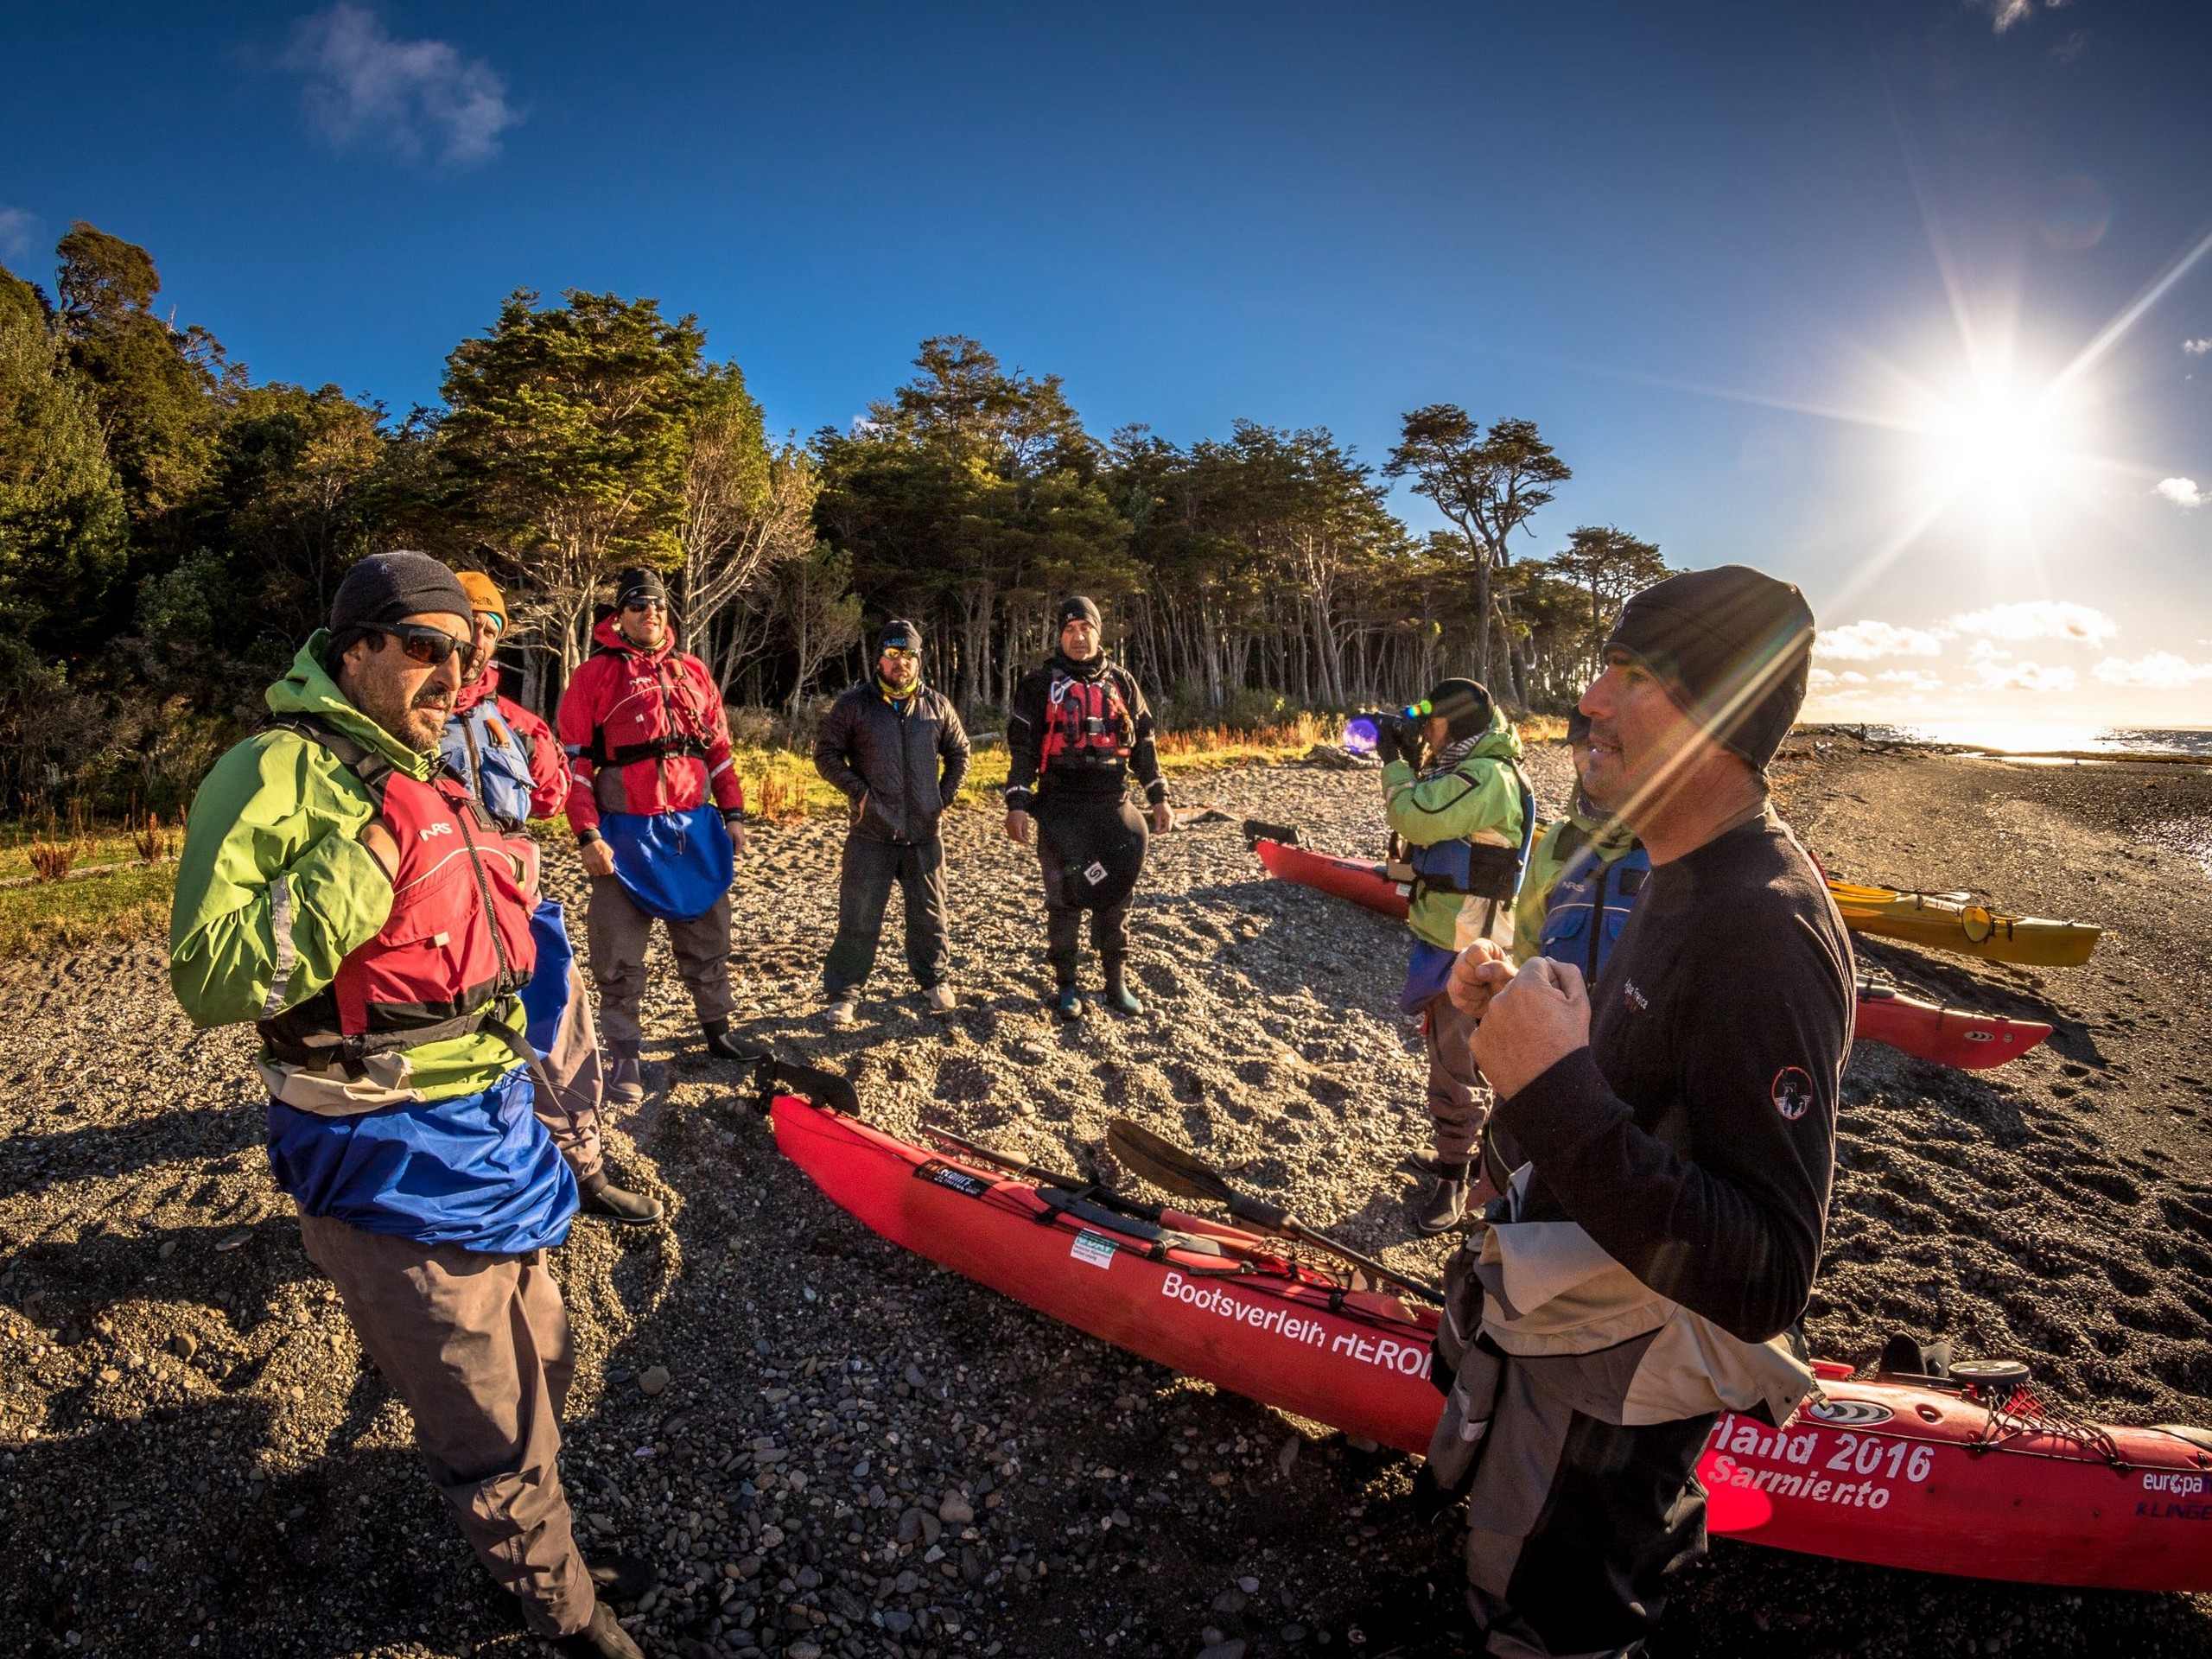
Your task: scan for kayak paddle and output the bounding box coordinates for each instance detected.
[1105,1117,1442,1306]
[918,1122,1170,1226]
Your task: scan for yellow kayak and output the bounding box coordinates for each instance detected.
[1826,880,2101,968]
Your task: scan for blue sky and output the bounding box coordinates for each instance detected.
[5,1,2211,728]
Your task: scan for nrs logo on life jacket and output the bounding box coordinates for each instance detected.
[1039,672,1133,766]
[258,719,537,1074]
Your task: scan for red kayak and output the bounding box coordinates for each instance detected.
[772,1084,2212,1593]
[1252,836,1408,919]
[1854,981,2051,1069]
[1251,838,2048,1071]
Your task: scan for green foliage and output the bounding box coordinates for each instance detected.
[191,382,389,643]
[440,289,703,669]
[135,547,230,645]
[815,336,1135,710]
[0,264,128,652]
[54,222,231,529]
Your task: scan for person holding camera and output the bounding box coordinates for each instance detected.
[812,619,972,1025]
[1004,595,1172,1020]
[1376,677,1532,1232]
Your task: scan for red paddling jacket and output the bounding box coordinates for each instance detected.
[556,613,745,838]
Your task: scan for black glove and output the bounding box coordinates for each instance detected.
[1372,717,1403,766]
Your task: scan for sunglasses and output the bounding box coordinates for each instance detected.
[622,598,667,613]
[881,648,919,663]
[380,623,469,667]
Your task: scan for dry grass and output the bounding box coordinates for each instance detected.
[131,810,180,864]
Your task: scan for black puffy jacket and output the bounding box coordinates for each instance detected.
[813,681,971,844]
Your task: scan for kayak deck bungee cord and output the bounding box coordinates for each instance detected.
[760,1066,2212,1594]
[1247,833,2055,1071]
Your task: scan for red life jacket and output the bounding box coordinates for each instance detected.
[1039,671,1133,767]
[258,718,539,1075]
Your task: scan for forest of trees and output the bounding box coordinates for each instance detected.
[0,221,1672,817]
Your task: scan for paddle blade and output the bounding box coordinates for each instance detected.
[1241,817,1303,849]
[1106,1117,1236,1206]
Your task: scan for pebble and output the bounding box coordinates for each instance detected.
[1198,1641,1247,1659]
[638,1365,671,1396]
[938,1491,975,1524]
[789,1643,822,1659]
[169,1332,196,1361]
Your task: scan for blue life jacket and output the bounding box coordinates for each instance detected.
[266,1065,576,1254]
[597,803,734,922]
[1538,836,1651,982]
[1403,772,1538,902]
[442,700,541,829]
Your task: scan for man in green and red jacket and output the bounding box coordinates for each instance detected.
[557,566,754,1104]
[169,551,650,1657]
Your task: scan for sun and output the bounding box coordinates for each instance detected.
[1932,381,2062,510]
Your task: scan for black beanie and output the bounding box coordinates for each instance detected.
[1604,565,1814,772]
[1058,595,1103,631]
[329,551,473,637]
[614,567,670,608]
[1423,677,1493,744]
[879,619,922,655]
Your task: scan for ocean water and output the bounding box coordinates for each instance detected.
[1833,723,2212,758]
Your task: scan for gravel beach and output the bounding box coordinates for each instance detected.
[2,737,2209,1658]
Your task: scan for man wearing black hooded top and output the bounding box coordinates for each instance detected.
[1427,565,1853,1659]
[1004,596,1173,1020]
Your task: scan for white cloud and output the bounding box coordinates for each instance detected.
[2091,652,2212,690]
[2185,339,2212,357]
[2157,477,2204,508]
[1973,658,2077,694]
[1875,670,1944,694]
[1816,620,1944,662]
[283,5,519,166]
[1975,0,2065,31]
[1947,601,2118,648]
[1807,667,1837,686]
[0,205,35,261]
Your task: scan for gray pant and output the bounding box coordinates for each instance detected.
[1428,1258,1711,1657]
[823,831,950,995]
[586,874,734,1051]
[1422,988,1491,1164]
[533,959,605,1182]
[297,1211,596,1638]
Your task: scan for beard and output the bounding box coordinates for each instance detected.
[358,676,453,754]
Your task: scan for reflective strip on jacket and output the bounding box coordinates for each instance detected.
[169,633,529,1103]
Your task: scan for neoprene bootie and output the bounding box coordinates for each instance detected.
[702,1018,768,1061]
[578,1170,663,1226]
[1414,1176,1468,1235]
[552,1599,645,1659]
[605,1056,643,1109]
[1052,986,1084,1022]
[1101,977,1143,1017]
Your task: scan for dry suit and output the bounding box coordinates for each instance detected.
[1004,650,1166,988]
[169,630,599,1642]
